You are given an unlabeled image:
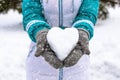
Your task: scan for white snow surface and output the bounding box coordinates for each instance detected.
[0,7,120,80]
[47,27,79,61]
[0,10,22,27]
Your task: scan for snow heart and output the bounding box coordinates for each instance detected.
[47,27,79,61]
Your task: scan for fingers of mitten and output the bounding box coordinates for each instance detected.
[78,29,90,55]
[35,49,42,57]
[43,51,64,69]
[35,41,45,57]
[35,42,45,57]
[35,30,48,57]
[80,40,90,55]
[83,48,90,55]
[64,48,83,67]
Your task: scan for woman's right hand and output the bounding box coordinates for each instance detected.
[35,30,63,69]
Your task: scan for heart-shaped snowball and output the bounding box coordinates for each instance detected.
[47,27,79,61]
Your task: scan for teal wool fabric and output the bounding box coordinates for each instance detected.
[22,0,50,42]
[73,0,99,40]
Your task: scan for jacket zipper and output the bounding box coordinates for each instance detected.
[58,0,63,27]
[58,1,64,80]
[72,0,74,13]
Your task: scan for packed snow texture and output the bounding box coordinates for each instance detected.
[47,27,79,61]
[0,7,120,80]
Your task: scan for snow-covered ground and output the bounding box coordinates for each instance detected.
[0,7,120,80]
[90,7,120,80]
[0,10,30,80]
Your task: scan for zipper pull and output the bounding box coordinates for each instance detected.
[72,0,74,13]
[46,0,48,3]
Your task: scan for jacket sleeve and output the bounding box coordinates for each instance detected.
[72,0,99,40]
[22,0,50,42]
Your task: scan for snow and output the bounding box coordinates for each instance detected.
[0,10,30,80]
[0,10,22,27]
[90,7,120,80]
[47,27,79,61]
[0,7,120,80]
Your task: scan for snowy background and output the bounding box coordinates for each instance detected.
[0,7,120,80]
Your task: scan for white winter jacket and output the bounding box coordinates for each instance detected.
[40,0,83,27]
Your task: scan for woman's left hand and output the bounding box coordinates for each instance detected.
[64,29,90,67]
